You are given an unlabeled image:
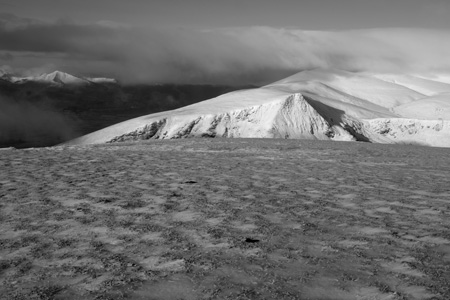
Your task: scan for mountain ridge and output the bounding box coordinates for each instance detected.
[62,68,450,147]
[0,70,117,85]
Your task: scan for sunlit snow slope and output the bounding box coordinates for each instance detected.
[65,69,450,147]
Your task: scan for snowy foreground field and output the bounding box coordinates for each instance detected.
[1,139,450,300]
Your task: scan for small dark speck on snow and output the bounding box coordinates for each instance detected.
[245,238,260,243]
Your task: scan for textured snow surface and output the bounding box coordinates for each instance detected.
[66,69,450,147]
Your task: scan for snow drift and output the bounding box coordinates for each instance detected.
[65,69,450,147]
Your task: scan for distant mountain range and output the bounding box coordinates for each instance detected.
[65,69,450,147]
[0,70,117,85]
[0,73,252,148]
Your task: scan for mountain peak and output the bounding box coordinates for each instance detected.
[33,71,87,85]
[47,70,69,78]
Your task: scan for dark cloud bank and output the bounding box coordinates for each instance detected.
[1,13,450,85]
[0,81,252,148]
[0,94,79,148]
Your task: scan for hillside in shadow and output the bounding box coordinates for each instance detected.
[0,81,255,148]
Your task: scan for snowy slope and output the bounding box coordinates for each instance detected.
[269,69,425,108]
[65,69,450,147]
[393,93,450,120]
[366,118,450,147]
[369,73,450,96]
[415,74,450,85]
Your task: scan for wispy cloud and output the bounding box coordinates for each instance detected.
[1,14,450,84]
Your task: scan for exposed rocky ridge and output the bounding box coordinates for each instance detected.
[366,118,450,147]
[97,93,367,144]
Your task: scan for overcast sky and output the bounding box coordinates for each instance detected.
[2,0,450,29]
[1,0,450,84]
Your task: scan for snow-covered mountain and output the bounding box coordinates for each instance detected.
[65,69,450,147]
[0,71,117,85]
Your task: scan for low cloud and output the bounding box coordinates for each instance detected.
[1,13,450,85]
[0,94,80,147]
